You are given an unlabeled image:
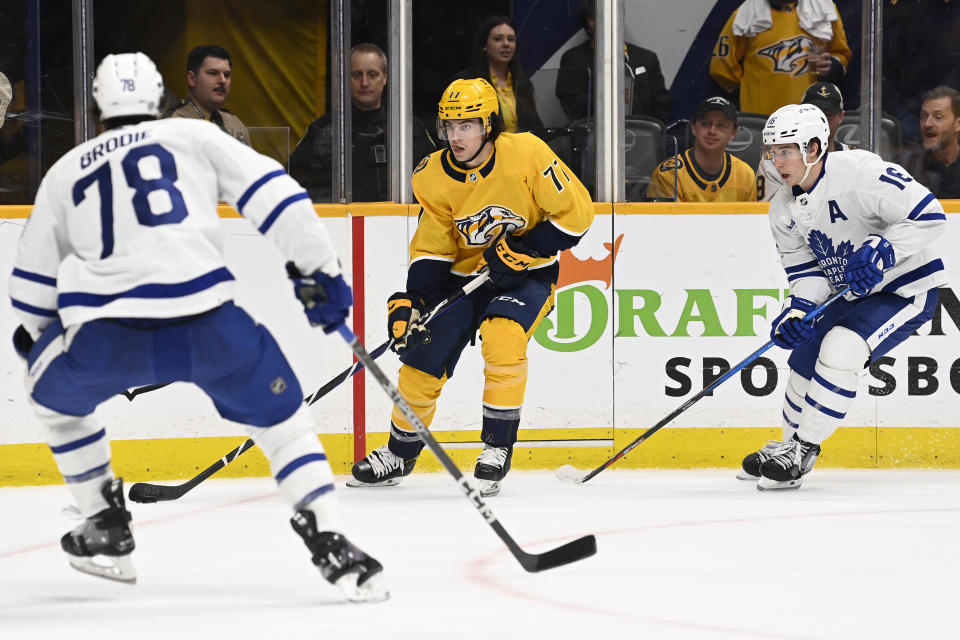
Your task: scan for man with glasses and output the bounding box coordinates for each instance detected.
[738,103,947,491]
[348,77,594,497]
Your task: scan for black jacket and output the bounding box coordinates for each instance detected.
[288,103,436,202]
[453,67,544,136]
[895,147,960,200]
[555,40,671,125]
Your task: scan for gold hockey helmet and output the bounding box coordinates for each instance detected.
[437,77,500,135]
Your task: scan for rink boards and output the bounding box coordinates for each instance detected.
[1,201,959,485]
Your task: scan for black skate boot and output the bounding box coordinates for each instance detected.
[60,477,136,583]
[474,444,513,497]
[757,434,821,491]
[737,440,784,480]
[290,510,388,603]
[347,444,418,487]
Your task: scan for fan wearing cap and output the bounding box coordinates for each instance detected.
[757,81,851,200]
[648,96,757,201]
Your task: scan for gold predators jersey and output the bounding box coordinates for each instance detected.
[709,2,851,116]
[647,149,757,202]
[409,132,593,280]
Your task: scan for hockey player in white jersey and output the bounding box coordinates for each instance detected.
[740,103,947,490]
[8,53,387,602]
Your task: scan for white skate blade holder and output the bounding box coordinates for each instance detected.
[345,477,402,488]
[334,570,389,603]
[478,479,501,497]
[756,477,803,491]
[68,554,137,584]
[735,469,758,481]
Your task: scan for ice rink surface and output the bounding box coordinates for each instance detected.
[2,468,959,639]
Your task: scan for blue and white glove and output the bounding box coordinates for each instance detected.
[770,296,818,349]
[844,234,895,297]
[286,261,353,334]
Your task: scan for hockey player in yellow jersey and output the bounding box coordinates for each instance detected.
[349,77,594,496]
[648,96,757,202]
[709,0,851,116]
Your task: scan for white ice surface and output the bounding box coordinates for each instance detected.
[2,469,959,639]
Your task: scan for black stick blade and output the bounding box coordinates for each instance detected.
[128,482,180,504]
[522,534,597,572]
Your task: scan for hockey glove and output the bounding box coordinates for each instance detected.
[387,292,429,354]
[844,235,895,297]
[770,296,818,349]
[482,234,541,291]
[12,325,34,361]
[286,261,353,334]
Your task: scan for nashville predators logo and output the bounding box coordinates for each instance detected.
[454,205,525,246]
[757,35,815,77]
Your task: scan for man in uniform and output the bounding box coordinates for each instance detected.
[348,77,594,497]
[648,96,757,201]
[169,45,250,145]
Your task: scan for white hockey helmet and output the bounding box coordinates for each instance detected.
[762,103,830,166]
[93,52,164,120]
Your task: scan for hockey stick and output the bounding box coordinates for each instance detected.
[557,287,851,485]
[127,273,491,504]
[334,323,596,573]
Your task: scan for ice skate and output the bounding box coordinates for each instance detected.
[60,477,137,584]
[290,510,388,603]
[757,434,821,491]
[737,440,784,480]
[347,444,418,487]
[474,444,512,497]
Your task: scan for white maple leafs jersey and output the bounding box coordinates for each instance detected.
[757,140,852,201]
[769,149,948,304]
[10,118,340,336]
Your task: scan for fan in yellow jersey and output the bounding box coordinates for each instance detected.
[648,96,757,202]
[349,77,594,496]
[709,0,851,117]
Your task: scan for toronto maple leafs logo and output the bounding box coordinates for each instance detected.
[807,229,854,286]
[758,35,815,77]
[454,205,525,246]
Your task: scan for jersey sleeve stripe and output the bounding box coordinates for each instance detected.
[879,259,944,294]
[907,193,938,220]
[784,259,820,274]
[12,268,57,287]
[58,267,234,309]
[258,192,311,234]
[49,428,106,454]
[786,270,823,282]
[914,212,946,222]
[11,298,58,317]
[237,169,286,213]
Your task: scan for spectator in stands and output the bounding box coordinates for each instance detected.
[757,81,851,200]
[710,0,851,116]
[555,0,671,124]
[882,0,960,144]
[453,16,543,135]
[169,45,250,145]
[648,96,757,201]
[289,43,436,202]
[895,85,960,199]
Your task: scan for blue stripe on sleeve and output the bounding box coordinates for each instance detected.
[275,452,328,481]
[12,268,57,287]
[907,193,937,220]
[11,298,58,317]
[787,271,824,283]
[50,428,106,454]
[915,212,946,222]
[258,192,311,234]
[784,259,820,274]
[237,169,286,213]
[58,267,234,309]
